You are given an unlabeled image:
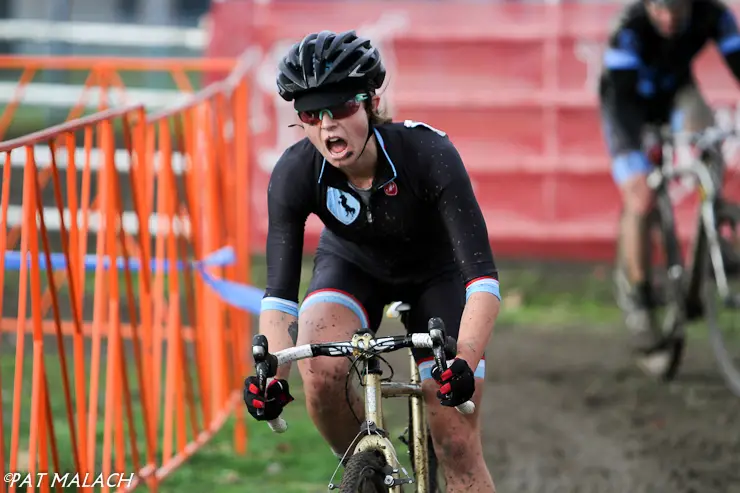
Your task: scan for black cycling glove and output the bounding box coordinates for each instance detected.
[431,358,475,408]
[244,376,294,421]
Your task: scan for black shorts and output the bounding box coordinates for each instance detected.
[599,92,675,157]
[298,252,486,381]
[598,84,690,184]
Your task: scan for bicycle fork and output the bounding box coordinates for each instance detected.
[683,162,733,307]
[359,353,431,492]
[349,334,412,492]
[700,200,732,301]
[354,358,406,492]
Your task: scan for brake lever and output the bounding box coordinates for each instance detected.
[427,317,476,415]
[428,317,447,374]
[252,334,278,418]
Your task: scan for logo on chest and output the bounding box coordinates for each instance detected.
[326,187,361,225]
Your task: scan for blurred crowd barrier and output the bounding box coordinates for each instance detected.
[207,0,740,261]
[0,50,257,492]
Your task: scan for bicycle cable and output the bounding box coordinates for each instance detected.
[342,346,396,425]
[346,355,363,425]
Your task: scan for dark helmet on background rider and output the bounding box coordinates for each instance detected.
[276,30,386,112]
[645,0,690,10]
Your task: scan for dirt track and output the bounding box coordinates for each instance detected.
[476,326,740,493]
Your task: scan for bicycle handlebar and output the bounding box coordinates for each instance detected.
[649,126,736,193]
[686,126,735,151]
[252,318,476,433]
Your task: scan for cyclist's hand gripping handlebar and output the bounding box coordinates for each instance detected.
[248,321,474,435]
[428,317,476,415]
[252,334,288,433]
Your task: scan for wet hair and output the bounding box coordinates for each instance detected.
[365,98,392,125]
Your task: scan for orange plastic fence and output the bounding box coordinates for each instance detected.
[0,52,255,492]
[0,55,236,141]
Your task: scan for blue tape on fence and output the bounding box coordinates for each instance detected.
[195,265,265,314]
[2,245,239,272]
[3,250,190,272]
[2,245,266,314]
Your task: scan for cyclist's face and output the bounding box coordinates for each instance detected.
[302,95,380,168]
[647,1,690,37]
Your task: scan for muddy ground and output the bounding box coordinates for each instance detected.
[381,323,740,493]
[473,328,737,493]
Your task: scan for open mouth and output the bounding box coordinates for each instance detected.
[325,136,350,159]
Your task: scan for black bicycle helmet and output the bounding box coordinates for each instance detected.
[646,0,689,8]
[276,30,386,109]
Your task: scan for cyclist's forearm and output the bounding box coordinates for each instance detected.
[456,293,500,371]
[258,309,298,380]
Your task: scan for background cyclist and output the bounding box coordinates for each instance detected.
[599,0,740,352]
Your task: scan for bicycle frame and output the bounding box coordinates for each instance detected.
[350,332,430,492]
[252,324,474,492]
[646,126,733,318]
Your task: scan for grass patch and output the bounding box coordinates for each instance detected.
[157,380,412,493]
[149,382,345,493]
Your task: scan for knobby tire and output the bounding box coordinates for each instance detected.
[339,449,390,493]
[613,206,686,380]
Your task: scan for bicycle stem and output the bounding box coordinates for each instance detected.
[360,334,384,429]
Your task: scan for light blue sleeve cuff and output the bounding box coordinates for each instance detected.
[261,297,299,317]
[465,277,501,302]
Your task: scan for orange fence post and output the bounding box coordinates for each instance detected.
[0,49,257,492]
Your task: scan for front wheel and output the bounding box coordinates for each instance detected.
[613,206,686,380]
[339,449,391,493]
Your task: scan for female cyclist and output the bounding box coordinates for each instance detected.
[243,29,501,492]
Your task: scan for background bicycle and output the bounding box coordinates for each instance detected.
[614,124,740,397]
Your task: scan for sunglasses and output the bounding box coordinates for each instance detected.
[297,94,369,125]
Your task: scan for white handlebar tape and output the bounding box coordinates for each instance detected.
[267,417,288,433]
[456,401,475,415]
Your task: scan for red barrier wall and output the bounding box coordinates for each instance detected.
[208,1,740,261]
